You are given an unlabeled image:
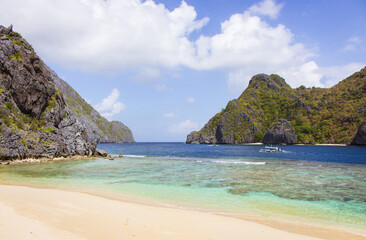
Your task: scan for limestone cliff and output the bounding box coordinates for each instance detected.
[351,121,366,145]
[0,25,98,159]
[187,68,366,145]
[262,119,298,145]
[0,25,127,160]
[53,77,135,143]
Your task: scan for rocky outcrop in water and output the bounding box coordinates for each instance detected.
[186,111,260,144]
[0,25,99,160]
[187,68,366,145]
[262,119,298,144]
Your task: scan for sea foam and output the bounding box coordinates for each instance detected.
[124,155,146,158]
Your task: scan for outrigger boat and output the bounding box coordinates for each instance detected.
[259,145,283,152]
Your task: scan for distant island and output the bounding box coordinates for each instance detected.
[0,25,134,160]
[187,68,366,145]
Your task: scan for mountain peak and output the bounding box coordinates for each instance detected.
[187,69,366,145]
[248,74,290,91]
[0,25,134,160]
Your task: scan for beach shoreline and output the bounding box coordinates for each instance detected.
[0,142,356,165]
[0,154,122,165]
[0,155,99,165]
[0,184,365,240]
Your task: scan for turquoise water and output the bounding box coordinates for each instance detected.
[0,143,366,231]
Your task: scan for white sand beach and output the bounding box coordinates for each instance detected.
[0,185,365,240]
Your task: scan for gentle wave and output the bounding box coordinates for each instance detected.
[123,155,146,158]
[210,160,266,165]
[156,156,266,165]
[122,154,266,165]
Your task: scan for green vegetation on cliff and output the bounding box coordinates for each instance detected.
[0,24,98,160]
[187,68,366,145]
[53,77,135,143]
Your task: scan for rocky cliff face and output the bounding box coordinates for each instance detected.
[187,69,366,145]
[351,121,366,145]
[0,25,98,159]
[53,77,135,143]
[262,119,298,144]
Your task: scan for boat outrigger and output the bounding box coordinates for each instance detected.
[259,145,283,152]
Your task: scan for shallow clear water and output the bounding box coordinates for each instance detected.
[0,143,365,230]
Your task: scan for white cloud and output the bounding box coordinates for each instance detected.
[189,0,363,92]
[1,0,363,93]
[164,112,175,118]
[131,67,161,84]
[343,37,362,52]
[169,120,198,134]
[186,97,195,103]
[227,70,255,94]
[94,88,126,120]
[318,63,365,87]
[0,0,208,73]
[248,0,284,19]
[188,3,317,92]
[282,61,324,88]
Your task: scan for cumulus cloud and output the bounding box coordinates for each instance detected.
[169,120,198,134]
[94,88,126,120]
[188,0,319,91]
[186,97,195,103]
[0,0,208,73]
[1,0,363,93]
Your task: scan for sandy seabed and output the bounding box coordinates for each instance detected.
[0,185,365,240]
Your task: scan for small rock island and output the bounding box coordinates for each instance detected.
[187,69,366,145]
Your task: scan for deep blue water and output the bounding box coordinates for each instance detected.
[97,142,366,165]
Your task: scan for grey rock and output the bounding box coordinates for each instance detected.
[94,149,108,157]
[262,119,298,145]
[0,35,53,119]
[53,76,135,143]
[0,26,5,35]
[186,111,260,144]
[351,122,366,145]
[356,105,366,114]
[248,74,289,92]
[0,25,96,160]
[5,25,13,35]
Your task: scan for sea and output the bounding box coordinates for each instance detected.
[1,143,366,232]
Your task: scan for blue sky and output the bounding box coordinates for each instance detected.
[1,0,365,142]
